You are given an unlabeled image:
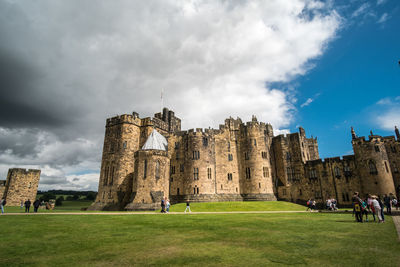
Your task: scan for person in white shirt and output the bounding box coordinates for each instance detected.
[371,196,383,223]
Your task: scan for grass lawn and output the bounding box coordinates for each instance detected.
[0,212,399,266]
[167,201,306,212]
[3,200,94,213]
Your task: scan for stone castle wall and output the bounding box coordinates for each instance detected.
[89,108,400,211]
[2,168,41,206]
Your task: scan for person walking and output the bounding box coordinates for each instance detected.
[20,200,24,210]
[166,199,170,213]
[377,195,385,222]
[160,197,165,213]
[0,198,6,214]
[392,198,398,211]
[184,200,191,213]
[371,196,383,223]
[33,199,41,213]
[383,194,391,215]
[24,199,31,213]
[306,199,312,211]
[352,192,363,223]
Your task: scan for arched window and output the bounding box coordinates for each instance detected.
[384,161,389,173]
[369,161,378,174]
[155,161,160,179]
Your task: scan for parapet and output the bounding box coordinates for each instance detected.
[8,168,41,175]
[106,113,142,127]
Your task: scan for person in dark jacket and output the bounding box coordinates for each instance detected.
[161,197,165,213]
[383,194,391,215]
[33,199,41,213]
[24,199,31,213]
[1,199,6,214]
[352,192,363,223]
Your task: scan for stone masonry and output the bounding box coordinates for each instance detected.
[89,108,399,211]
[0,168,41,206]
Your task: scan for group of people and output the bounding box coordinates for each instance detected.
[160,197,171,213]
[20,199,42,213]
[0,198,43,214]
[306,199,317,211]
[326,198,338,211]
[160,198,192,213]
[352,192,398,223]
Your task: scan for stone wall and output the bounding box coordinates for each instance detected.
[3,168,41,206]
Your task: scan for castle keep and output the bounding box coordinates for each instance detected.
[89,108,400,211]
[0,168,41,206]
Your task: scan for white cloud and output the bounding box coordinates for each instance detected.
[374,97,400,131]
[301,98,314,107]
[377,0,387,5]
[0,0,341,190]
[377,13,388,24]
[351,3,370,18]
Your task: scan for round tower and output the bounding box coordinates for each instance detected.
[352,130,396,197]
[125,129,170,210]
[239,119,276,201]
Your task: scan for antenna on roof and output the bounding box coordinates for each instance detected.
[161,88,164,112]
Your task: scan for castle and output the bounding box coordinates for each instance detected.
[89,108,400,211]
[0,168,41,206]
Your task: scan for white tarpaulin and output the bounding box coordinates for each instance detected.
[142,129,168,151]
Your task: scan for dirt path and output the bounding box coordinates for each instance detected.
[392,216,400,241]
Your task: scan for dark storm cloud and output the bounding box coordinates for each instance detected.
[0,1,341,190]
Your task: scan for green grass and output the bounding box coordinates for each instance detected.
[3,200,94,213]
[166,201,306,212]
[0,212,399,266]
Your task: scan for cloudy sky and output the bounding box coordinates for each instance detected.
[0,0,399,191]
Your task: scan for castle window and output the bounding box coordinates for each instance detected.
[103,166,109,186]
[263,167,269,178]
[384,161,389,173]
[254,139,257,146]
[245,167,251,179]
[221,184,223,190]
[176,152,179,160]
[144,160,147,179]
[228,154,233,161]
[102,191,105,199]
[245,152,249,160]
[227,142,230,152]
[175,142,180,149]
[155,161,161,179]
[193,151,200,160]
[310,168,317,179]
[236,187,238,193]
[177,188,180,195]
[193,168,199,180]
[207,168,212,179]
[299,189,302,196]
[375,146,380,152]
[391,146,397,153]
[346,193,350,202]
[261,152,268,159]
[334,167,341,178]
[197,187,199,194]
[282,189,286,196]
[287,167,292,180]
[110,166,114,185]
[28,182,32,189]
[259,183,261,188]
[369,161,378,175]
[194,188,196,194]
[123,141,127,149]
[227,173,233,181]
[286,152,291,161]
[180,164,184,172]
[203,137,208,147]
[171,165,175,175]
[170,177,173,182]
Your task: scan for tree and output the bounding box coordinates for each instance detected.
[55,196,63,206]
[86,192,97,201]
[40,192,56,202]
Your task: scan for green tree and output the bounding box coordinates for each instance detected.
[55,196,63,206]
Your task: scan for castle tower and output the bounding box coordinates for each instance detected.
[352,129,396,197]
[91,113,142,210]
[182,129,216,201]
[3,168,40,206]
[238,118,275,200]
[125,129,170,210]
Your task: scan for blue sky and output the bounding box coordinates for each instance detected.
[288,0,400,158]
